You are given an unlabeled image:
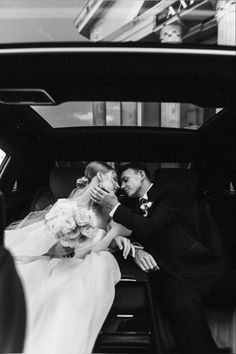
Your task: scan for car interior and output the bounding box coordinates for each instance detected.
[0,45,235,353]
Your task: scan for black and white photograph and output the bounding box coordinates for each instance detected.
[0,1,235,353]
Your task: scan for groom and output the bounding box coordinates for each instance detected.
[91,162,235,354]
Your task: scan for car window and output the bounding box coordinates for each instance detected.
[31,102,218,129]
[55,161,190,181]
[0,148,6,169]
[0,146,12,182]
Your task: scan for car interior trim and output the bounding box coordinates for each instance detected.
[0,155,11,180]
[0,47,235,57]
[0,89,55,105]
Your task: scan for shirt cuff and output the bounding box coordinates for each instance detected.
[109,203,121,218]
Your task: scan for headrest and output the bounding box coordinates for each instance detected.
[154,168,198,197]
[49,167,84,198]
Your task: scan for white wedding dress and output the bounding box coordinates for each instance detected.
[4,211,124,354]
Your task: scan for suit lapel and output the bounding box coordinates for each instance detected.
[133,183,165,215]
[147,184,160,203]
[134,197,142,214]
[146,183,166,215]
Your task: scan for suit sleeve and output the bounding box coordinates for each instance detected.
[113,183,190,249]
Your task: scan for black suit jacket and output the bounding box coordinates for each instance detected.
[114,182,227,294]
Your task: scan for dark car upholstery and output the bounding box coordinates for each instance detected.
[153,169,236,353]
[30,166,84,211]
[0,192,26,353]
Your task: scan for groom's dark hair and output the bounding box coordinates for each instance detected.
[118,162,151,180]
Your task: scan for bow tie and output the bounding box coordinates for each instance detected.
[139,198,149,216]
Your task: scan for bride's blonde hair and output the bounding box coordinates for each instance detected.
[76,161,114,189]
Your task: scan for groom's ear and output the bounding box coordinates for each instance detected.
[140,170,145,180]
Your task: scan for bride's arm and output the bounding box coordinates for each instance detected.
[109,236,135,259]
[106,221,136,258]
[91,220,131,253]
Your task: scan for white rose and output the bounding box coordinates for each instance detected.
[74,208,91,226]
[80,225,95,238]
[66,227,81,240]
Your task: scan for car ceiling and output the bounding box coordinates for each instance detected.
[0,44,235,165]
[0,44,235,106]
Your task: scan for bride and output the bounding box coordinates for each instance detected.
[4,161,133,354]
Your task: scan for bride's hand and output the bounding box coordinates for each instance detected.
[46,242,75,258]
[114,236,135,259]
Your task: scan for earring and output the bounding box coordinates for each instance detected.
[97,172,103,188]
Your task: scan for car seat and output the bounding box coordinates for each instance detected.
[30,166,84,211]
[94,251,162,353]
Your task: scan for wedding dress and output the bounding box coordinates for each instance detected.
[4,202,125,354]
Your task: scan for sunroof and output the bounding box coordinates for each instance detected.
[0,0,235,46]
[31,101,221,129]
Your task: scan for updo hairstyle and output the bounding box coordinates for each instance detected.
[76,161,113,188]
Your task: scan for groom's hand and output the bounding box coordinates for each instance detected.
[134,249,159,272]
[90,186,119,212]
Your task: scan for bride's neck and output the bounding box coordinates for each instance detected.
[74,183,108,228]
[76,187,92,208]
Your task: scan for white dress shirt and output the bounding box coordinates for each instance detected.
[138,183,153,204]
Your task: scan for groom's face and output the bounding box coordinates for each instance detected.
[120,168,142,198]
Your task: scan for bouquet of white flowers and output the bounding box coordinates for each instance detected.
[45,199,98,249]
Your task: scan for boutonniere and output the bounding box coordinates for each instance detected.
[140,201,153,217]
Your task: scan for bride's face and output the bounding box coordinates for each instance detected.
[100,171,119,192]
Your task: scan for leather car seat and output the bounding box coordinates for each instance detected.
[30,166,84,211]
[94,252,161,353]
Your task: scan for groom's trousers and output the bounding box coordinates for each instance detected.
[150,266,236,354]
